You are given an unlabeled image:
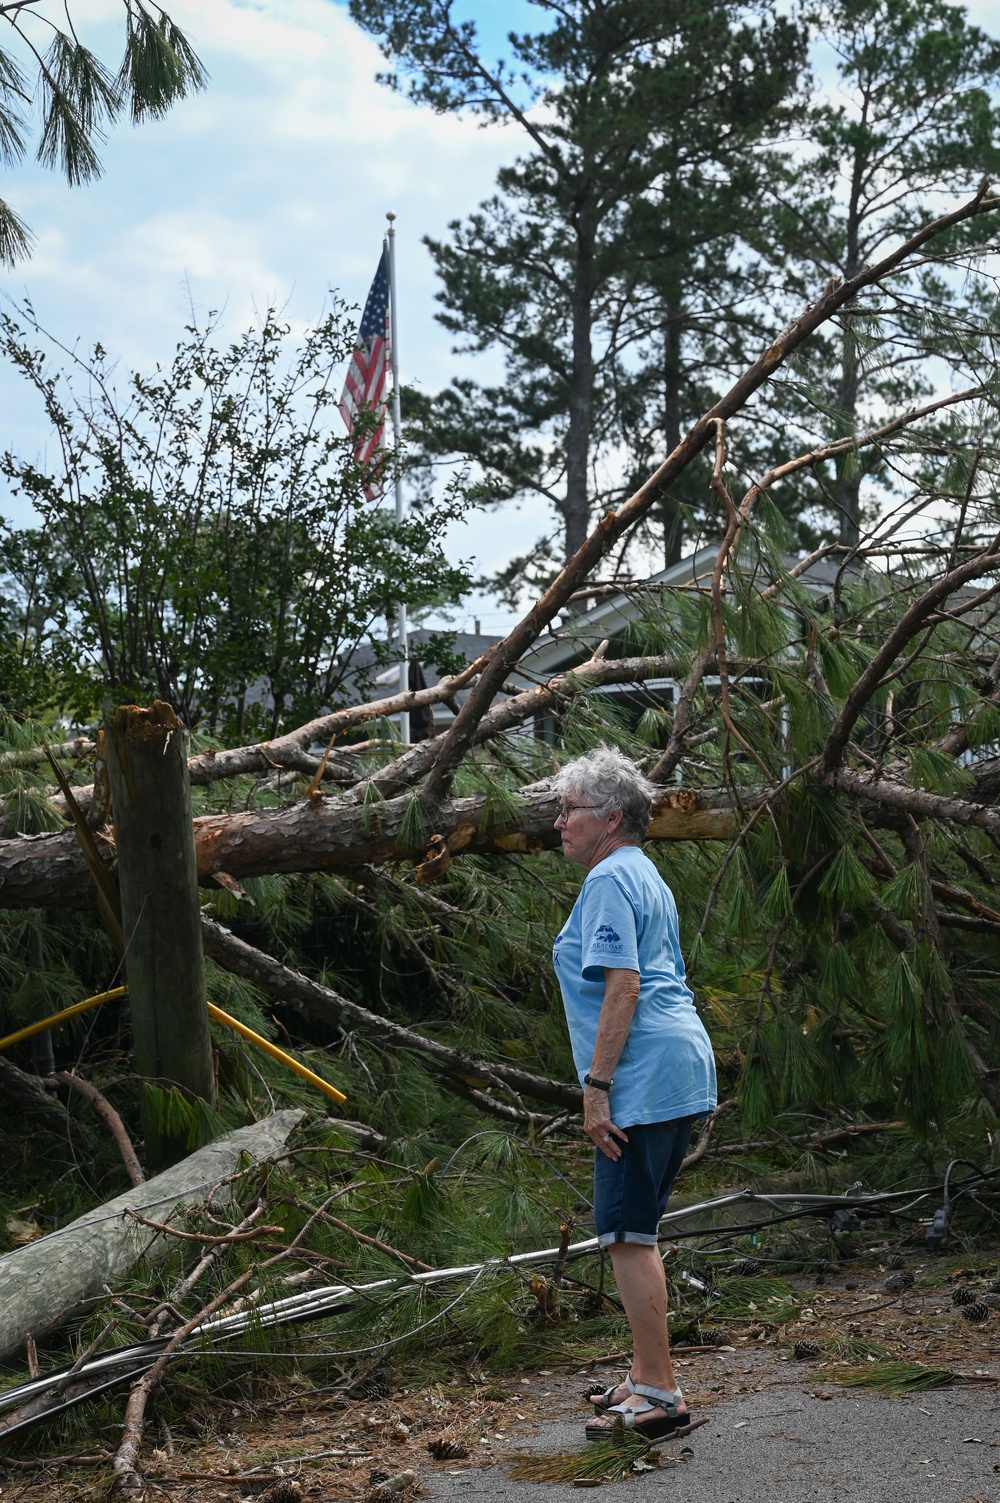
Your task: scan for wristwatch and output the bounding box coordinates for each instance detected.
[584,1073,614,1090]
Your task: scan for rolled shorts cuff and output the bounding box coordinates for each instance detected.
[596,1230,659,1247]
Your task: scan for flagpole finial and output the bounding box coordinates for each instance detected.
[386,211,396,223]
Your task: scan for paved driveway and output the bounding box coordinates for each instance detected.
[421,1358,1000,1503]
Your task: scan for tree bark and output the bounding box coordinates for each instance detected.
[106,701,216,1169]
[563,213,596,560]
[9,754,1000,917]
[0,784,738,912]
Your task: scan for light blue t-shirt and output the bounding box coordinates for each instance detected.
[552,845,717,1128]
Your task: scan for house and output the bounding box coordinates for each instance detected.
[350,546,847,744]
[508,544,848,743]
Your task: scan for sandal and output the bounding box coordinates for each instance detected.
[586,1371,636,1411]
[584,1380,688,1442]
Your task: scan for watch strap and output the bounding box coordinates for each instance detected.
[584,1073,614,1090]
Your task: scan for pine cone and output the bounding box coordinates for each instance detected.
[961,1301,990,1323]
[986,1279,1000,1296]
[354,1366,393,1399]
[952,1286,976,1306]
[884,1271,914,1292]
[255,1484,303,1503]
[793,1340,820,1360]
[730,1256,764,1276]
[427,1439,470,1461]
[693,1327,730,1347]
[364,1474,418,1503]
[368,1470,391,1488]
[885,1253,904,1270]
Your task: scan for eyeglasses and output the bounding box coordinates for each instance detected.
[557,802,599,819]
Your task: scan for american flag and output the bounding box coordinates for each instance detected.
[339,246,391,496]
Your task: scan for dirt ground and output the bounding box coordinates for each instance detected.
[2,1246,999,1501]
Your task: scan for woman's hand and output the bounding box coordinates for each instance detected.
[584,1085,629,1160]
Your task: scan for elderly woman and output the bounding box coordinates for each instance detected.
[551,745,716,1442]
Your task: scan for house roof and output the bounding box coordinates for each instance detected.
[513,546,719,683]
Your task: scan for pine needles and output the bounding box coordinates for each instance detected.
[507,1427,672,1483]
[819,1361,955,1394]
[823,1335,892,1363]
[707,1276,799,1322]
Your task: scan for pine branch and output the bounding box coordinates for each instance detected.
[0,191,32,266]
[50,1071,144,1186]
[112,1267,255,1496]
[819,535,1000,777]
[182,651,491,787]
[828,767,1000,838]
[649,645,714,783]
[355,649,728,799]
[0,1054,68,1132]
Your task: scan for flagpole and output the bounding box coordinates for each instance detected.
[386,212,409,744]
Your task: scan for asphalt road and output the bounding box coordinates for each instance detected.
[420,1361,1000,1503]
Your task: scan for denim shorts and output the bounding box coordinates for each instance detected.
[593,1116,695,1246]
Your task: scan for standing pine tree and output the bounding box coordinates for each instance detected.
[352,0,805,587]
[762,0,1000,544]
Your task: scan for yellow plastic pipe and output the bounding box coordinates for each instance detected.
[0,986,127,1052]
[0,987,346,1105]
[206,1002,346,1104]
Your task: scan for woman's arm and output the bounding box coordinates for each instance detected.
[584,966,640,1158]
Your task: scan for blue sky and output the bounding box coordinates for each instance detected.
[0,0,552,633]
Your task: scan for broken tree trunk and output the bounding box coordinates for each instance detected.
[106,702,216,1170]
[3,754,1000,917]
[0,784,738,911]
[0,1109,303,1365]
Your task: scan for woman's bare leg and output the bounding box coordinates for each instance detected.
[589,1243,685,1420]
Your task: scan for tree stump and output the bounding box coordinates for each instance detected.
[106,701,215,1169]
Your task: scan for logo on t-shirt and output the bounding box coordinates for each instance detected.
[591,923,623,951]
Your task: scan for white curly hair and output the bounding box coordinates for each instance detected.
[552,743,657,841]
